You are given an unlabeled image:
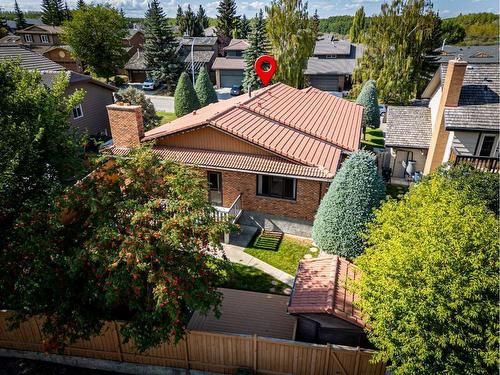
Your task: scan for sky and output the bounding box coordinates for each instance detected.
[2,0,499,19]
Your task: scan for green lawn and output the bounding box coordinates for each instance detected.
[156,111,177,124]
[245,234,317,275]
[361,127,385,150]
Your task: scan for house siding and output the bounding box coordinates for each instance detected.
[452,131,480,156]
[390,147,428,178]
[69,82,114,136]
[43,48,82,73]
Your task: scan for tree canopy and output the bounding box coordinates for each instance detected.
[238,14,251,38]
[115,87,160,132]
[356,80,380,129]
[242,9,269,91]
[312,151,385,258]
[194,67,218,107]
[352,0,440,104]
[174,72,201,117]
[62,4,128,80]
[349,6,366,43]
[14,0,28,30]
[41,0,65,26]
[354,171,499,374]
[144,0,182,88]
[266,0,316,88]
[215,0,239,45]
[1,146,231,351]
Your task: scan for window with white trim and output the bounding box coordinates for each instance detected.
[40,34,49,43]
[256,175,296,200]
[477,133,498,157]
[24,34,33,43]
[72,104,84,119]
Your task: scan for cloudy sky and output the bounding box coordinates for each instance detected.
[3,0,499,18]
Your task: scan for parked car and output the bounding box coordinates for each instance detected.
[230,84,243,96]
[142,77,159,90]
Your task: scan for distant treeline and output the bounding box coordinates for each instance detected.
[318,12,498,45]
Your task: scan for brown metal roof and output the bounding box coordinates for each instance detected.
[143,83,363,177]
[188,288,296,340]
[108,146,333,179]
[288,256,365,328]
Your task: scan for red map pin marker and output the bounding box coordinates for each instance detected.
[255,55,277,86]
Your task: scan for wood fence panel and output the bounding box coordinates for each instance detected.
[0,312,43,352]
[357,352,386,375]
[64,322,121,361]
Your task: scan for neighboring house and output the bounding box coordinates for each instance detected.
[42,45,83,73]
[304,35,364,93]
[5,18,43,33]
[124,48,148,83]
[212,38,250,88]
[105,83,363,236]
[434,44,499,64]
[287,256,371,348]
[0,34,22,45]
[122,29,145,58]
[0,44,116,137]
[385,57,499,181]
[178,36,218,81]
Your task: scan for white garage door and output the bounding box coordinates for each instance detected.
[220,69,244,88]
[309,75,340,92]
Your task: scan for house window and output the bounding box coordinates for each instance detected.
[477,134,498,157]
[40,34,49,44]
[256,175,296,200]
[72,104,84,119]
[24,34,33,43]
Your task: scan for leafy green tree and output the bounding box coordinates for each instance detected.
[14,0,28,30]
[216,0,239,47]
[115,87,160,132]
[349,6,366,42]
[1,145,231,351]
[143,0,181,89]
[0,60,85,260]
[242,9,269,91]
[0,16,8,38]
[352,0,440,104]
[174,72,201,117]
[238,14,251,38]
[319,15,354,35]
[312,151,385,258]
[440,18,466,45]
[62,5,127,81]
[266,0,316,88]
[194,67,218,107]
[450,12,498,45]
[356,80,380,129]
[311,9,320,40]
[354,174,499,374]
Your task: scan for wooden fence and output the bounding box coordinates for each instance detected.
[0,311,386,375]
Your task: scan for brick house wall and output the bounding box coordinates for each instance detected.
[211,169,328,222]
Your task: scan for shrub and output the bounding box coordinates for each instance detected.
[174,72,200,117]
[354,174,499,374]
[115,87,159,131]
[312,151,385,258]
[194,67,218,107]
[356,80,380,129]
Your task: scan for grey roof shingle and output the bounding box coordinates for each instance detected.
[385,106,433,149]
[314,35,351,56]
[183,50,214,64]
[305,44,364,75]
[435,45,499,64]
[178,36,218,47]
[441,63,499,131]
[0,44,64,71]
[124,49,148,71]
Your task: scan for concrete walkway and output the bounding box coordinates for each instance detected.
[223,225,295,287]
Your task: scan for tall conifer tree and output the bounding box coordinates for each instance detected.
[14,1,28,30]
[144,0,181,90]
[215,0,238,49]
[349,6,366,42]
[238,14,251,38]
[242,9,269,91]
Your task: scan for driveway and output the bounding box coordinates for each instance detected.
[216,87,232,100]
[146,95,174,112]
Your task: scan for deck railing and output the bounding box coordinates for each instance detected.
[455,155,499,173]
[212,193,243,224]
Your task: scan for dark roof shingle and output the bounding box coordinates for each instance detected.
[385,106,433,149]
[0,44,64,71]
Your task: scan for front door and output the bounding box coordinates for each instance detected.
[208,171,222,206]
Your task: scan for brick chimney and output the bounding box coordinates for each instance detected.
[423,59,467,174]
[106,103,144,148]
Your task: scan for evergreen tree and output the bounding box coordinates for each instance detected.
[195,67,218,107]
[356,80,380,129]
[349,6,366,42]
[143,0,182,89]
[197,5,209,29]
[64,1,71,21]
[41,0,65,26]
[119,7,125,18]
[311,9,320,40]
[266,0,316,88]
[180,5,198,36]
[14,0,28,30]
[238,14,251,38]
[352,0,440,104]
[174,72,201,117]
[242,9,269,91]
[312,151,385,258]
[76,0,85,9]
[175,5,183,26]
[216,0,238,48]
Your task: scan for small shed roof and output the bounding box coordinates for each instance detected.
[187,288,296,340]
[385,106,432,149]
[288,256,365,328]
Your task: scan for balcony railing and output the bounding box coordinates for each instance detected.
[455,155,499,173]
[212,193,243,224]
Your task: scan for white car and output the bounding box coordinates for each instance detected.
[142,78,159,90]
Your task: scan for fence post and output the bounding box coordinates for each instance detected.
[253,334,258,373]
[113,321,124,362]
[354,346,360,375]
[324,343,331,375]
[184,332,190,374]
